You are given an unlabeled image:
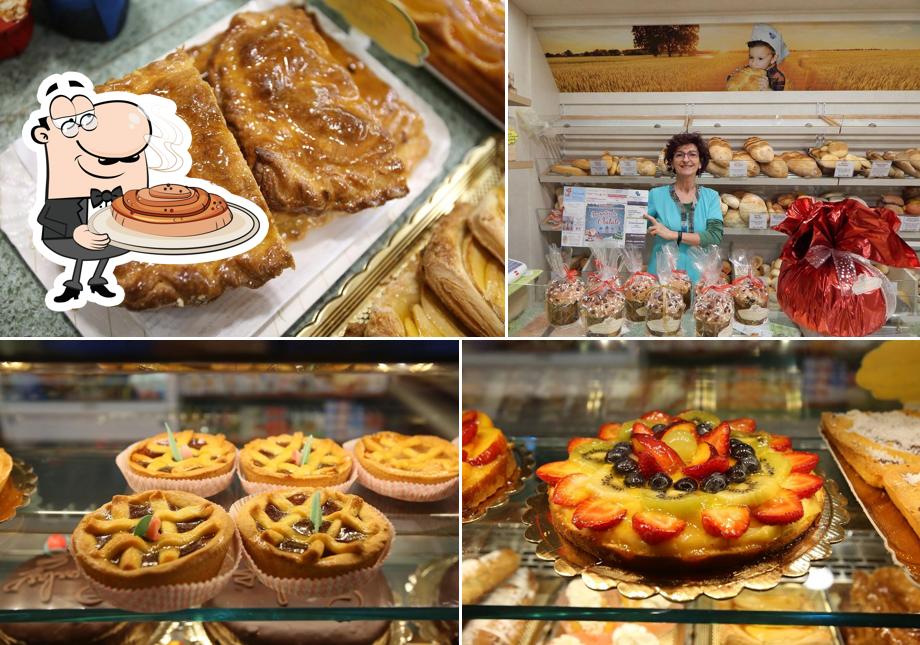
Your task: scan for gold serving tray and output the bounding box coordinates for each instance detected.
[463,443,535,524]
[296,136,503,336]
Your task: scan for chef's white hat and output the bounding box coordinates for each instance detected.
[748,24,789,64]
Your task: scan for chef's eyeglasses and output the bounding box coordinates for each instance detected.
[50,110,97,138]
[673,151,699,160]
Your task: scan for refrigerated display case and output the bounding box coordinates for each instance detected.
[0,341,459,644]
[462,340,920,644]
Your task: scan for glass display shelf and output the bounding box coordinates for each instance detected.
[0,447,458,624]
[462,437,920,629]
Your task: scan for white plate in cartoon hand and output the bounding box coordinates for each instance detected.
[88,203,260,255]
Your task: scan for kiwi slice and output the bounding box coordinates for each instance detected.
[678,410,722,428]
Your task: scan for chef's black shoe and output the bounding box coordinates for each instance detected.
[89,284,118,299]
[52,286,81,303]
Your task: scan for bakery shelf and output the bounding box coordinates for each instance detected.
[510,160,535,169]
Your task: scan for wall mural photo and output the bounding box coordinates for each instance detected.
[539,22,920,92]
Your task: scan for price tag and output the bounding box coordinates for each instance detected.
[899,215,920,232]
[769,212,787,227]
[728,160,748,177]
[869,160,893,178]
[589,159,609,176]
[619,159,638,176]
[747,212,768,230]
[834,160,855,178]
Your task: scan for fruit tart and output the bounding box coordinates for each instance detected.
[537,410,826,571]
[72,490,235,589]
[240,433,352,488]
[462,410,515,515]
[237,489,392,579]
[355,431,458,484]
[128,430,235,480]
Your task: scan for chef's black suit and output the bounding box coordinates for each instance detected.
[37,197,128,291]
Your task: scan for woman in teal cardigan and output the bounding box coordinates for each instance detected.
[644,132,724,283]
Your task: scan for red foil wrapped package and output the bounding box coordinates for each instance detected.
[773,198,920,336]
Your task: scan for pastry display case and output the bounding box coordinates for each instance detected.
[462,340,920,643]
[0,340,459,644]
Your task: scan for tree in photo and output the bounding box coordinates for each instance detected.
[632,25,699,57]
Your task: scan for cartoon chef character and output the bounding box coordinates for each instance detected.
[28,75,151,305]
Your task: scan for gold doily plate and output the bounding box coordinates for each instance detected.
[522,476,849,602]
[0,458,38,523]
[463,442,535,524]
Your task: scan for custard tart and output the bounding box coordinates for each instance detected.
[240,434,352,488]
[128,430,235,481]
[355,431,458,484]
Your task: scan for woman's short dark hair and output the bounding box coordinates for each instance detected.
[664,131,710,176]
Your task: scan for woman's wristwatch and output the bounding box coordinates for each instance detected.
[677,230,683,245]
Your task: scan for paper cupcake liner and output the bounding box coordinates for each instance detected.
[70,531,241,613]
[237,463,358,496]
[343,438,458,502]
[116,440,238,497]
[228,493,395,598]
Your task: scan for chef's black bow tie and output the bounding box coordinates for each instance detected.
[90,186,123,207]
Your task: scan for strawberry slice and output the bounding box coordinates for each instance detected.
[700,423,730,457]
[551,474,591,507]
[632,434,684,475]
[572,499,627,530]
[783,472,824,499]
[786,451,819,473]
[701,506,751,539]
[468,434,507,466]
[632,511,687,544]
[752,490,805,525]
[641,410,674,425]
[598,422,621,441]
[770,434,792,452]
[631,422,654,436]
[636,451,660,478]
[567,437,594,453]
[726,418,756,433]
[682,455,730,478]
[536,461,584,485]
[461,410,478,445]
[462,449,468,462]
[688,443,717,466]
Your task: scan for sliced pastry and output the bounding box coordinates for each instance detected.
[400,0,504,120]
[237,488,392,579]
[128,430,235,481]
[205,7,409,240]
[882,464,920,542]
[99,51,294,310]
[355,431,458,484]
[71,490,235,589]
[462,410,515,515]
[821,410,920,488]
[240,433,352,487]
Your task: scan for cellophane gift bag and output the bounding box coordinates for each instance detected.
[646,259,686,337]
[690,245,734,337]
[545,244,584,326]
[730,249,769,327]
[622,246,657,323]
[579,245,625,337]
[772,197,920,336]
[657,243,691,307]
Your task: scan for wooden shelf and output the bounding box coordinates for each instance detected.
[538,173,920,188]
[509,160,535,169]
[508,92,532,107]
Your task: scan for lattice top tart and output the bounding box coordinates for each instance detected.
[240,433,352,487]
[237,489,392,579]
[355,431,458,484]
[71,490,235,589]
[128,430,235,480]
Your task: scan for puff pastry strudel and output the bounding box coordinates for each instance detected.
[99,51,294,310]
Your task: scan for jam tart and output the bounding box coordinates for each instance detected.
[237,489,392,579]
[462,410,515,514]
[72,490,235,589]
[128,430,235,480]
[240,433,352,487]
[537,410,826,571]
[355,431,458,484]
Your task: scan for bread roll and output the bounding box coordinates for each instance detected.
[759,157,788,178]
[462,549,521,604]
[744,136,774,163]
[726,66,766,91]
[602,152,619,175]
[776,193,796,208]
[721,193,740,209]
[708,137,733,166]
[904,186,920,201]
[909,148,920,173]
[636,158,657,176]
[733,151,759,177]
[572,159,591,172]
[551,164,587,176]
[880,194,906,207]
[720,200,729,215]
[827,140,848,158]
[707,160,729,177]
[724,209,743,228]
[782,153,821,178]
[740,193,767,219]
[885,151,920,178]
[906,200,920,216]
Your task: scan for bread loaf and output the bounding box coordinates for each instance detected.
[732,151,760,177]
[462,549,521,604]
[721,193,740,209]
[776,193,796,208]
[706,160,729,177]
[759,157,788,178]
[906,199,920,216]
[744,136,774,163]
[726,66,766,91]
[884,151,920,178]
[739,193,767,220]
[635,158,657,177]
[781,152,821,178]
[720,200,729,215]
[827,140,848,158]
[724,209,743,228]
[708,136,733,166]
[551,164,587,176]
[572,159,591,172]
